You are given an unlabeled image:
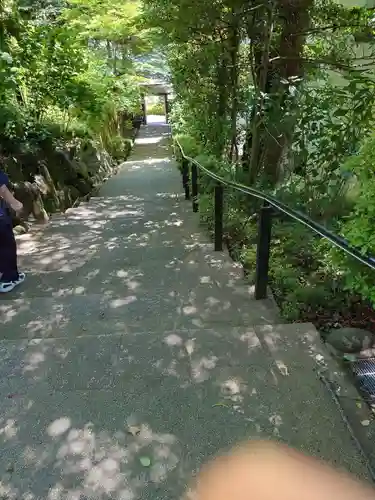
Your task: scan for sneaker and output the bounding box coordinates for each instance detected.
[13,272,26,286]
[0,281,16,293]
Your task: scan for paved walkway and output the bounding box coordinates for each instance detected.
[0,124,373,499]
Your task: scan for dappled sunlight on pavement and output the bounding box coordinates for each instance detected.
[0,124,372,498]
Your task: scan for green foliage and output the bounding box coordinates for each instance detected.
[175,123,374,327]
[175,134,203,158]
[286,76,375,216]
[147,0,375,326]
[64,0,152,74]
[0,0,144,167]
[325,135,375,306]
[144,0,375,181]
[146,101,164,115]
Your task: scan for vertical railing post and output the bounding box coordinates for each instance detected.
[191,162,199,212]
[214,183,224,251]
[141,95,146,125]
[164,93,169,123]
[182,158,190,200]
[255,201,273,300]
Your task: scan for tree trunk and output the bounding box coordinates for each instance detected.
[113,43,117,74]
[106,39,111,65]
[228,21,240,162]
[248,6,274,184]
[215,42,230,156]
[261,0,313,184]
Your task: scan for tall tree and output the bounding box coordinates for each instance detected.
[142,0,375,187]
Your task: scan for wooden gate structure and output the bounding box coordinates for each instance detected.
[139,80,173,125]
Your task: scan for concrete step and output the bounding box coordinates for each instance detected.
[15,202,245,280]
[255,322,375,472]
[59,195,190,221]
[29,203,198,234]
[14,237,244,287]
[0,280,279,340]
[0,324,372,499]
[16,195,211,271]
[18,249,239,288]
[16,228,210,272]
[89,194,186,204]
[15,216,211,273]
[16,222,108,273]
[98,158,182,198]
[18,219,210,253]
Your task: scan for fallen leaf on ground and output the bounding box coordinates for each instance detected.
[127,425,141,436]
[212,402,230,408]
[140,456,151,467]
[6,463,14,473]
[343,354,356,362]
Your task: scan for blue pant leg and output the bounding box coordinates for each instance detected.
[0,220,19,281]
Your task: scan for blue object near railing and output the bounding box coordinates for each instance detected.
[174,138,375,300]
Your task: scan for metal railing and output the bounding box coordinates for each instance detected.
[175,138,375,300]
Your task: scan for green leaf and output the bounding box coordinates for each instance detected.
[139,456,151,467]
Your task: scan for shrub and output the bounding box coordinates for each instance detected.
[327,134,375,306]
[147,102,165,115]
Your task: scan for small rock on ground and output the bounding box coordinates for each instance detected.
[325,327,374,354]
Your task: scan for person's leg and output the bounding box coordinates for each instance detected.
[0,221,22,289]
[195,440,375,500]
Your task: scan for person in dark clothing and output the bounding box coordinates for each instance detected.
[0,170,25,293]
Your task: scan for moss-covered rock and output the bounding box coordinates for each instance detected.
[325,327,374,354]
[2,129,135,230]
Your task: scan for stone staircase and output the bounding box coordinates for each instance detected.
[1,123,374,499]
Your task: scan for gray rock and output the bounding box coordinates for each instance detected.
[325,327,374,354]
[13,225,27,235]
